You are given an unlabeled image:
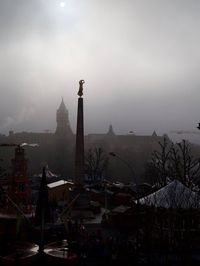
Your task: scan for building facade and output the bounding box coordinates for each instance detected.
[0,100,166,181]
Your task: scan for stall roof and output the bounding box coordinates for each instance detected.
[112,205,131,214]
[47,180,73,189]
[139,180,200,209]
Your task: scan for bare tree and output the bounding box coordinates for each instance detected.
[145,137,172,187]
[168,144,181,180]
[85,147,109,183]
[170,140,200,187]
[146,139,200,188]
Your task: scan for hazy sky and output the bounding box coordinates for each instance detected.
[0,0,200,141]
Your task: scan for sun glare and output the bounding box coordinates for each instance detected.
[60,2,66,8]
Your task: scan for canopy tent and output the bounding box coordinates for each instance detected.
[139,180,200,209]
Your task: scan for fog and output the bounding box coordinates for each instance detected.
[0,0,200,143]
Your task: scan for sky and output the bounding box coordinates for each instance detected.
[0,0,200,143]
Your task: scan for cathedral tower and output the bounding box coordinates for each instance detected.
[55,98,73,137]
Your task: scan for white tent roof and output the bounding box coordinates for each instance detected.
[48,180,73,189]
[139,180,200,209]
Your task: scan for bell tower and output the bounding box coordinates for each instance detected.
[55,98,73,137]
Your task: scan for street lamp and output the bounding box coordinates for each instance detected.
[109,152,140,254]
[109,152,136,185]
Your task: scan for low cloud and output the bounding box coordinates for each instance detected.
[0,0,199,139]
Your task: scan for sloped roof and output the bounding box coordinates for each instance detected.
[106,124,115,135]
[152,131,157,137]
[139,180,200,209]
[58,98,67,112]
[47,180,73,189]
[112,205,131,213]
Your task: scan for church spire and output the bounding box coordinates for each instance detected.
[107,124,115,135]
[55,98,73,137]
[152,131,157,137]
[58,98,67,112]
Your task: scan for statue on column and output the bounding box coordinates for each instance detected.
[78,80,85,97]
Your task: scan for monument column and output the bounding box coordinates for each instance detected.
[75,80,85,187]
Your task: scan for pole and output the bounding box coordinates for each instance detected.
[109,152,139,202]
[105,183,107,212]
[109,152,136,185]
[39,205,44,253]
[75,80,85,187]
[109,152,140,259]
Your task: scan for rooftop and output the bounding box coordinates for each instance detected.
[47,180,73,189]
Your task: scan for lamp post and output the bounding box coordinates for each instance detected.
[109,152,139,257]
[109,152,136,185]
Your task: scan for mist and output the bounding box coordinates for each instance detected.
[0,0,200,142]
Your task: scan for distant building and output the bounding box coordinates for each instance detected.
[55,98,73,138]
[0,99,168,181]
[47,180,74,202]
[0,99,75,177]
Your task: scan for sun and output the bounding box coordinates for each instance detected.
[60,1,66,8]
